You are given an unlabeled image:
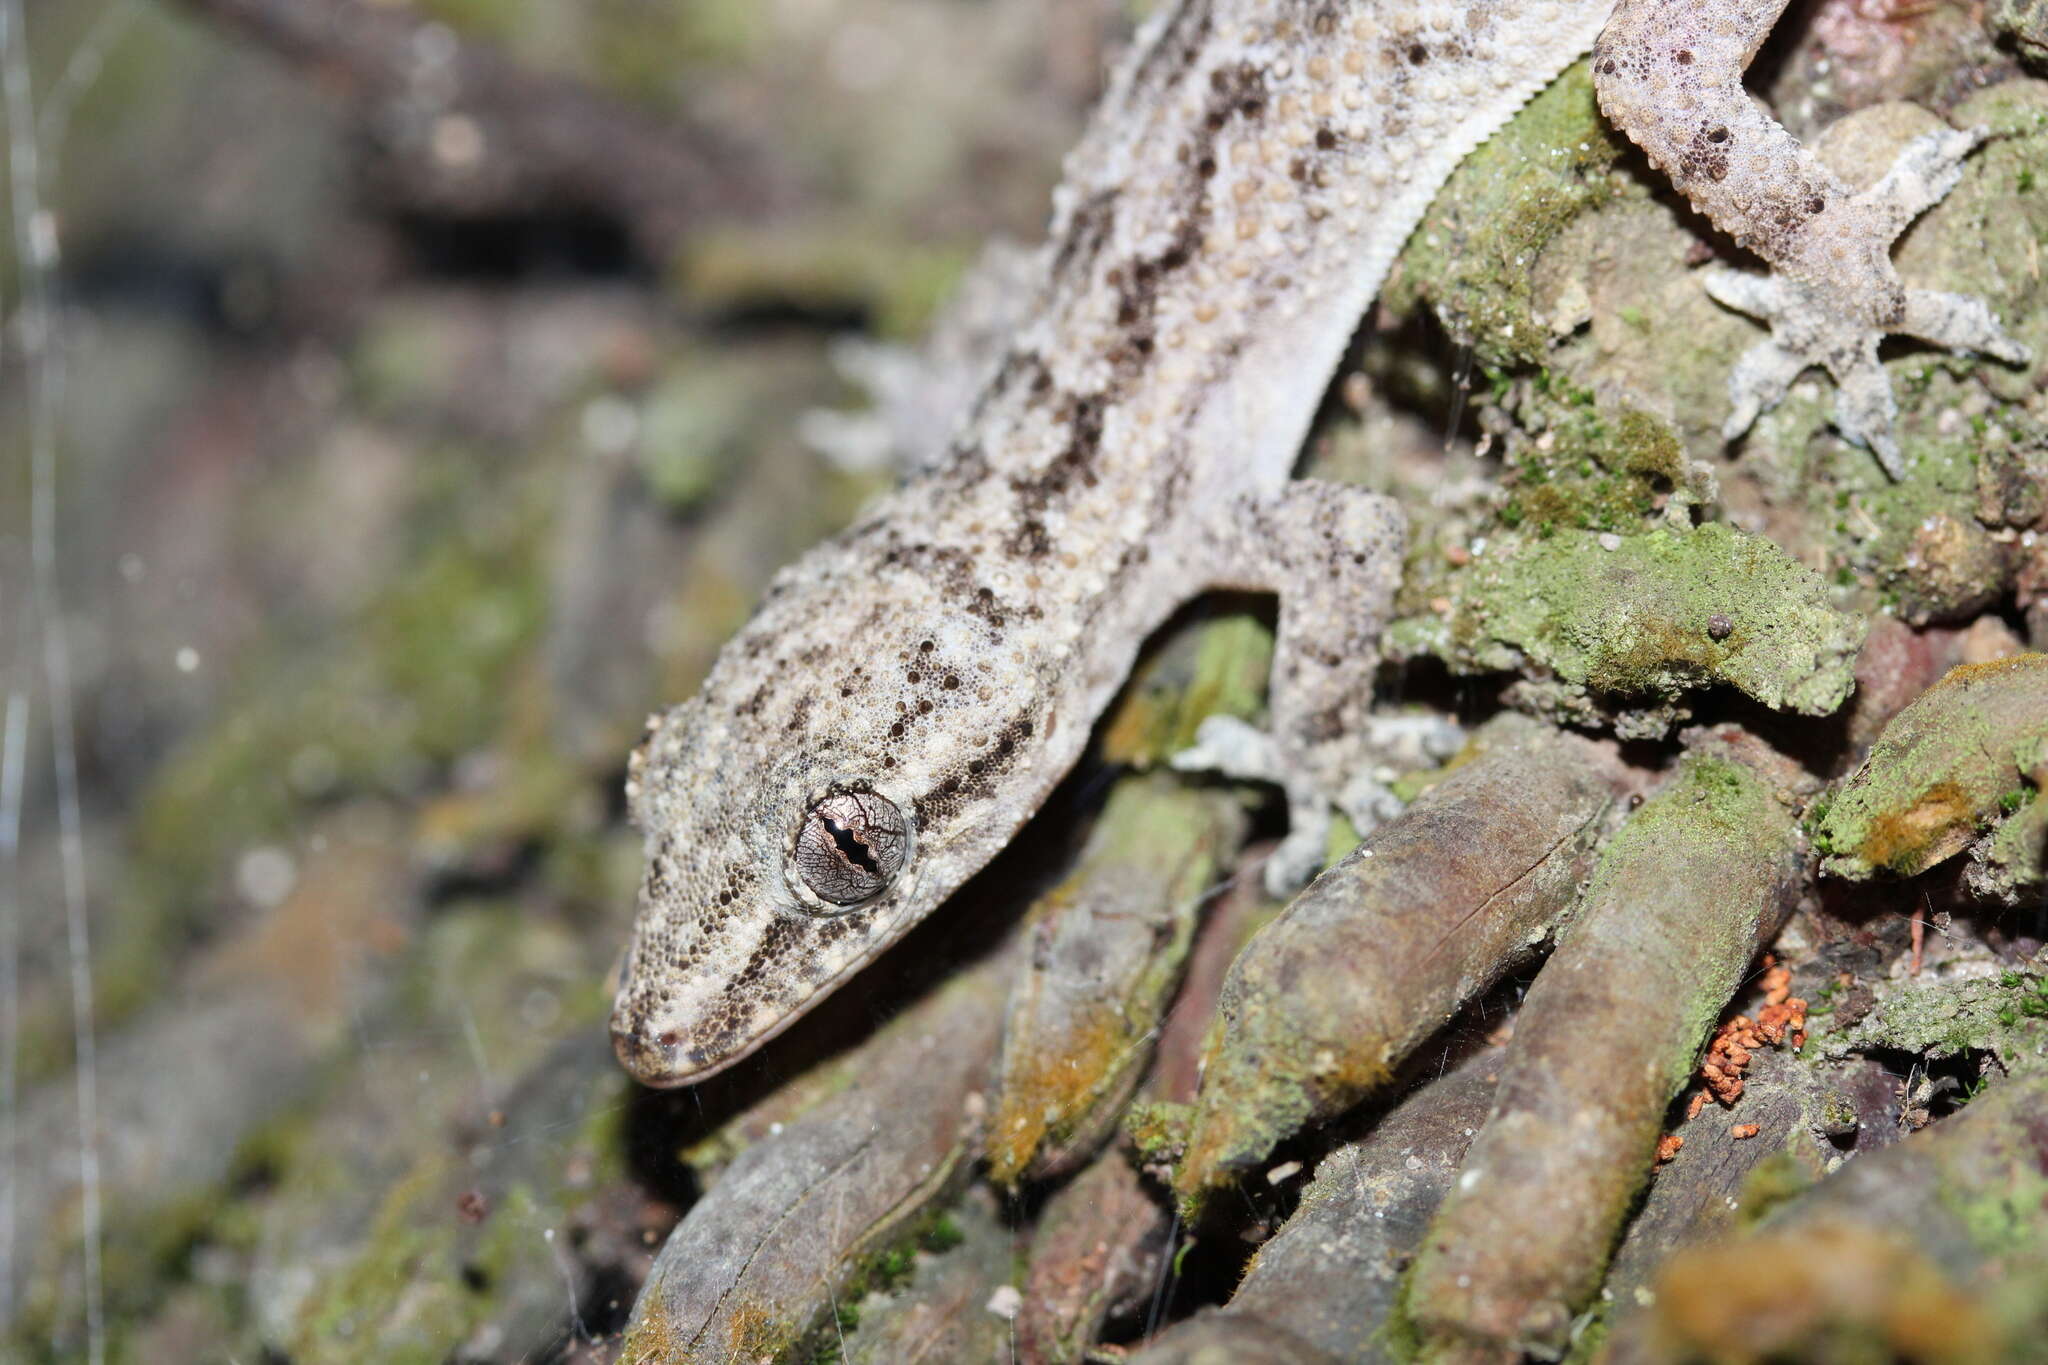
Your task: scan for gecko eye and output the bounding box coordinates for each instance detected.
[793,790,909,907]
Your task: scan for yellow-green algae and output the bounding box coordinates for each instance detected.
[1817,654,2048,878]
[986,774,1237,1185]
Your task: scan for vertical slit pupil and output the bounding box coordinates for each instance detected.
[824,816,881,876]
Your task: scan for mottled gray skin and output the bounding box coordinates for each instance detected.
[612,0,1619,1087]
[1596,0,2030,472]
[612,0,2023,1088]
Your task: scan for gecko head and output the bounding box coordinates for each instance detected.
[608,707,923,1087]
[608,563,1051,1087]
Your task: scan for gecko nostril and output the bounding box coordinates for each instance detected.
[610,1021,667,1079]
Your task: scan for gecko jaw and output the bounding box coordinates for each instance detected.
[609,862,926,1088]
[610,1003,785,1088]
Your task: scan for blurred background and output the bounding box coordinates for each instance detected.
[0,1,1132,1358]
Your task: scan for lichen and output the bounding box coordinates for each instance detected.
[1384,63,1635,368]
[1392,522,1864,727]
[1971,789,2048,902]
[1818,973,2048,1074]
[1808,387,2028,625]
[1739,84,2048,612]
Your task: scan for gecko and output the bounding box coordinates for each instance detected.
[610,0,2028,1088]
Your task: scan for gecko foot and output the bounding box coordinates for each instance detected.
[1169,480,1407,896]
[1707,127,2030,479]
[1171,715,1331,895]
[1172,712,1461,896]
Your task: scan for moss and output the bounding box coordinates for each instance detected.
[1395,522,1863,723]
[1376,1266,1427,1364]
[133,445,552,899]
[1495,396,1689,536]
[987,1008,1132,1184]
[1323,808,1363,865]
[1123,1100,1194,1165]
[1385,63,1635,368]
[1575,748,1801,1084]
[989,777,1235,1185]
[724,1304,801,1365]
[619,1295,685,1364]
[1560,1299,1611,1365]
[789,1201,974,1364]
[288,1159,468,1364]
[14,428,574,1088]
[1938,1136,2048,1261]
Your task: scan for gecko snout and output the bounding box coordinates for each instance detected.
[610,1017,706,1088]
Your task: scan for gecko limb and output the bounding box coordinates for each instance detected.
[1704,128,2030,475]
[1172,480,1404,895]
[1593,2,2029,477]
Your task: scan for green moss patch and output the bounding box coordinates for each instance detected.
[1392,522,1863,723]
[1386,63,1634,368]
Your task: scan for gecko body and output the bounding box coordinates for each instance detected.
[612,0,2025,1087]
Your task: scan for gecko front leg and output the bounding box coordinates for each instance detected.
[1172,481,1405,894]
[1592,0,2030,477]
